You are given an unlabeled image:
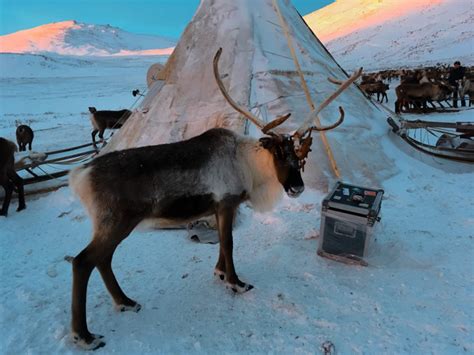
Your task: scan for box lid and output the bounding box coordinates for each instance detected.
[323,181,384,218]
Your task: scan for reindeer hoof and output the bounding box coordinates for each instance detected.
[17,205,26,212]
[71,332,105,351]
[226,281,254,294]
[115,301,141,313]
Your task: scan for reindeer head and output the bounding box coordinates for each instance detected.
[213,48,361,198]
[257,133,304,197]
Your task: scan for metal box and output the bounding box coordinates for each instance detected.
[317,181,384,266]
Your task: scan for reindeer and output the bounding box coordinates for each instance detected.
[377,83,390,103]
[0,138,26,216]
[360,82,389,103]
[88,107,132,149]
[395,82,452,113]
[460,77,474,107]
[68,48,361,350]
[16,125,34,151]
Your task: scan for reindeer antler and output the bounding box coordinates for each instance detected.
[327,77,344,85]
[295,67,362,138]
[291,68,362,164]
[213,48,291,134]
[214,48,359,168]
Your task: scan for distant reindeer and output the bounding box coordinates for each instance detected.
[88,107,132,149]
[360,82,389,103]
[460,77,474,106]
[68,48,361,350]
[394,82,452,113]
[0,138,26,216]
[16,125,34,151]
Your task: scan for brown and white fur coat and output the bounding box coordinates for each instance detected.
[68,127,304,350]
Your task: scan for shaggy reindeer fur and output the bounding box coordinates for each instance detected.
[68,128,304,350]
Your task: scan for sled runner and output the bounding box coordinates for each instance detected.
[387,118,474,163]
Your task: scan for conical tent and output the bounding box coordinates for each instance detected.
[103,0,396,189]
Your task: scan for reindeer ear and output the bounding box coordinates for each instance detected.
[259,137,275,150]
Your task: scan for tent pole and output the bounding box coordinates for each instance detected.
[272,0,341,178]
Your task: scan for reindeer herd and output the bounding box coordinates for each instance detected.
[360,66,474,113]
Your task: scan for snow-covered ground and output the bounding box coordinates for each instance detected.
[0,53,473,354]
[0,53,166,149]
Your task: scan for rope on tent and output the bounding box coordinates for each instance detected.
[272,0,341,178]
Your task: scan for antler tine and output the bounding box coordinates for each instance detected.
[262,113,291,134]
[308,106,344,132]
[295,67,362,137]
[213,48,266,129]
[213,48,292,134]
[327,77,344,85]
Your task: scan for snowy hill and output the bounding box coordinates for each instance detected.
[304,0,474,70]
[0,52,165,78]
[0,20,176,56]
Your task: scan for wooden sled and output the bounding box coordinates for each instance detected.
[14,142,98,186]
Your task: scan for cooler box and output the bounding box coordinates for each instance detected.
[317,181,384,266]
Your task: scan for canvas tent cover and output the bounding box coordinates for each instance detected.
[103,0,396,189]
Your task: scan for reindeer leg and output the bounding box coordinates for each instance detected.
[71,218,141,350]
[96,220,141,313]
[214,252,226,282]
[395,100,400,114]
[98,130,105,147]
[97,251,141,312]
[71,240,106,350]
[216,203,253,293]
[213,211,226,281]
[9,171,25,212]
[1,182,13,216]
[91,130,99,150]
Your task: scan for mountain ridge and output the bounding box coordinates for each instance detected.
[0,20,176,56]
[304,0,474,70]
